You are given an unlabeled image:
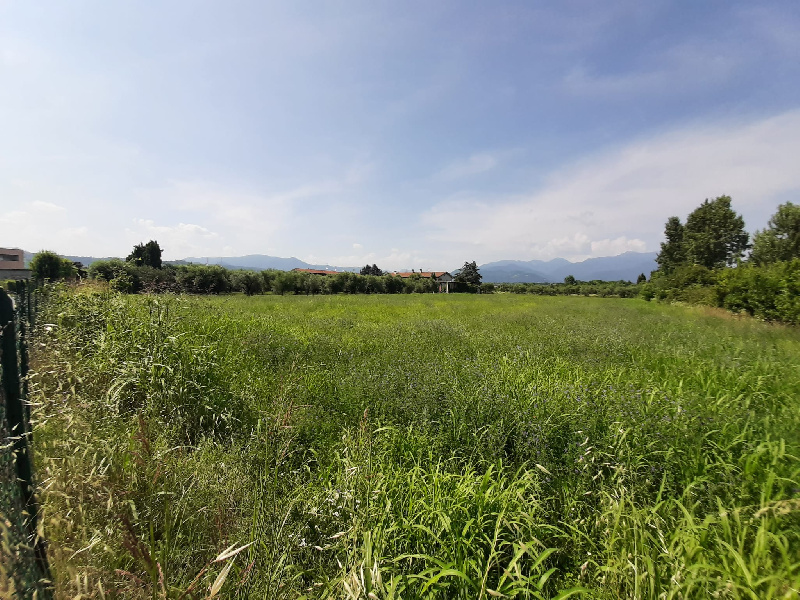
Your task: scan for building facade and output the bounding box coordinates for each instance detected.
[0,248,31,280]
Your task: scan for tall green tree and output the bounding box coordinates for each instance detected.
[231,270,263,296]
[656,216,686,274]
[456,261,482,285]
[127,240,163,268]
[750,202,800,265]
[30,251,76,281]
[359,264,383,276]
[683,196,748,269]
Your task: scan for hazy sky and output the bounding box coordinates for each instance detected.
[2,1,800,269]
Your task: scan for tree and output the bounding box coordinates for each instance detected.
[231,270,262,296]
[636,273,647,284]
[750,202,800,265]
[30,251,76,281]
[564,275,576,285]
[272,272,294,295]
[683,196,748,269]
[127,240,163,269]
[455,261,482,286]
[656,216,686,274]
[359,264,383,276]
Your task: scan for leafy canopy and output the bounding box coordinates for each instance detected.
[683,195,749,269]
[656,216,686,274]
[359,264,383,276]
[456,261,482,285]
[750,202,800,265]
[656,196,748,273]
[30,251,76,281]
[127,240,163,269]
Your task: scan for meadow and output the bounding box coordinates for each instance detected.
[29,289,800,598]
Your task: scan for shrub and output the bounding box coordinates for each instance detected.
[715,259,800,323]
[30,250,76,281]
[88,259,142,293]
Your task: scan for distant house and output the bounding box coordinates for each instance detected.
[391,271,455,293]
[0,248,31,281]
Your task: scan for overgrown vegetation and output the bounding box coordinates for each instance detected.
[30,288,800,598]
[646,199,800,324]
[30,250,77,282]
[495,280,640,298]
[86,261,464,296]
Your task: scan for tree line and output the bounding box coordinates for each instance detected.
[10,243,491,296]
[88,261,457,295]
[10,199,800,324]
[85,262,489,295]
[642,197,800,323]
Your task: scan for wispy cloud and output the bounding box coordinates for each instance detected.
[562,39,741,98]
[0,201,88,252]
[125,219,222,258]
[302,247,436,271]
[436,153,500,181]
[30,200,66,212]
[422,109,800,261]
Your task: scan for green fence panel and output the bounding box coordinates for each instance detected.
[1,285,52,598]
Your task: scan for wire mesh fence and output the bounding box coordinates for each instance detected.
[1,280,52,598]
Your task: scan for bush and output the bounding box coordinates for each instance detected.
[646,265,716,304]
[30,250,76,281]
[715,259,800,323]
[174,265,231,294]
[88,259,142,293]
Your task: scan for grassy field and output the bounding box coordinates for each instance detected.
[30,290,800,598]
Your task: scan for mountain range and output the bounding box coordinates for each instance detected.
[25,250,658,283]
[182,255,360,273]
[478,252,658,283]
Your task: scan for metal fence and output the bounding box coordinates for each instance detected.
[1,280,52,598]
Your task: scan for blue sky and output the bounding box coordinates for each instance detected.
[2,1,800,269]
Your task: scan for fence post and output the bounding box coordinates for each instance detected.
[18,281,31,424]
[0,286,52,597]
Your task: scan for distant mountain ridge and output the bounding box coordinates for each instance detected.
[479,252,658,283]
[182,255,360,273]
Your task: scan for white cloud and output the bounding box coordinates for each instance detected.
[125,219,222,259]
[352,242,363,249]
[421,109,800,261]
[0,204,85,253]
[302,248,436,271]
[31,200,66,212]
[591,236,646,256]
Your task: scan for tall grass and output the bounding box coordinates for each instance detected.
[27,288,800,598]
